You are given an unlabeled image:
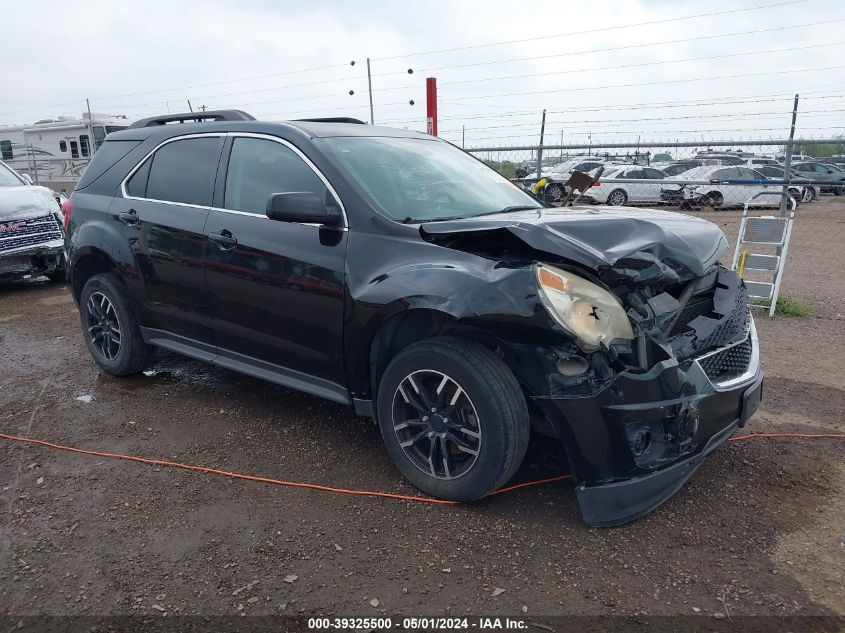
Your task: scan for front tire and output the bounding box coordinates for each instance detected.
[607,189,628,206]
[703,191,724,208]
[79,273,154,375]
[376,337,529,501]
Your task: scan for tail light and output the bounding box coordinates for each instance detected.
[61,196,72,231]
[592,182,601,187]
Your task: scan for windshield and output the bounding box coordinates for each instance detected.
[319,136,542,222]
[0,162,24,187]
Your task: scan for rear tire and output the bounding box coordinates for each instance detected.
[607,189,628,206]
[376,336,529,502]
[79,273,154,375]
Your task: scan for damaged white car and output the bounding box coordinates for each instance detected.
[0,160,65,283]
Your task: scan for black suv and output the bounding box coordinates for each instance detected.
[65,111,762,527]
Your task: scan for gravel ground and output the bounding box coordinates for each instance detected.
[1,197,843,626]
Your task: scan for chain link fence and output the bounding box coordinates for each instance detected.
[466,138,845,317]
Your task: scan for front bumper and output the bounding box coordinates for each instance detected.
[0,238,64,281]
[534,319,762,527]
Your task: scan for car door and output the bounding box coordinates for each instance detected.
[116,134,224,345]
[736,167,769,206]
[203,134,348,399]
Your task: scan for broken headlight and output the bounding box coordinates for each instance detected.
[535,263,634,351]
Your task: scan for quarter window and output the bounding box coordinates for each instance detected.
[1,140,13,160]
[223,137,328,215]
[144,137,221,206]
[59,140,67,152]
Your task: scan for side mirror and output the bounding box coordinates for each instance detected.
[265,192,341,227]
[21,173,33,185]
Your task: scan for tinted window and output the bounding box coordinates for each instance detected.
[224,137,329,214]
[737,168,761,179]
[126,158,152,197]
[1,140,13,160]
[643,168,666,179]
[76,139,142,191]
[59,140,67,153]
[145,137,221,206]
[80,135,90,158]
[70,140,79,159]
[711,168,733,180]
[624,169,645,179]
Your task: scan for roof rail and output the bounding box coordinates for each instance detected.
[295,117,366,124]
[128,110,255,129]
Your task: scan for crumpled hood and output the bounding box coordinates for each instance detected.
[421,206,727,282]
[0,185,59,222]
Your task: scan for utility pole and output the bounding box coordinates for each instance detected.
[187,99,194,112]
[779,94,800,218]
[462,125,465,149]
[366,58,375,125]
[560,130,563,162]
[199,104,208,112]
[536,109,546,179]
[85,98,95,153]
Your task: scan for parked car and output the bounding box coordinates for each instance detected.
[693,152,746,165]
[527,159,608,201]
[792,161,845,195]
[755,165,818,202]
[0,159,65,283]
[65,110,762,527]
[742,157,780,167]
[584,165,668,206]
[660,165,789,208]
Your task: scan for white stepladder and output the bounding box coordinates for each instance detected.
[731,191,796,317]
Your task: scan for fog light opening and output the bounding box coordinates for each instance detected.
[557,355,590,376]
[632,429,652,456]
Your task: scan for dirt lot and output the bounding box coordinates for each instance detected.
[1,197,843,627]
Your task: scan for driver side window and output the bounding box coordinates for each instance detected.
[224,137,328,215]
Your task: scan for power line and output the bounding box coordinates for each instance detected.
[371,0,809,60]
[372,18,844,78]
[436,41,845,88]
[437,109,845,134]
[376,89,845,125]
[440,65,845,103]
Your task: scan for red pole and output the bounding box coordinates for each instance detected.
[426,77,438,136]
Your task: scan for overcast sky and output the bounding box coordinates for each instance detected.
[2,0,843,147]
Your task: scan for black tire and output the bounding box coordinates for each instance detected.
[834,186,844,196]
[544,182,564,202]
[703,191,723,208]
[607,189,628,206]
[376,336,529,502]
[79,273,154,375]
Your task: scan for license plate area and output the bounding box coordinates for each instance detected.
[739,378,763,427]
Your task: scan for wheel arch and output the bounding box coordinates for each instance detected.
[366,308,502,412]
[70,247,119,303]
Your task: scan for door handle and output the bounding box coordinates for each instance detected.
[208,230,238,250]
[118,209,140,225]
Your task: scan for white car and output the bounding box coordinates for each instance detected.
[526,158,608,201]
[660,165,787,209]
[0,160,65,283]
[585,165,668,206]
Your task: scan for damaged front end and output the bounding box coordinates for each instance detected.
[0,214,65,283]
[531,264,761,527]
[419,207,762,527]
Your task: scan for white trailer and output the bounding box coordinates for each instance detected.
[0,113,131,188]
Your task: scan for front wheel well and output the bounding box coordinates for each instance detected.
[71,250,115,302]
[368,310,499,404]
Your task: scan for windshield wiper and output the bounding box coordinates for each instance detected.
[419,205,541,223]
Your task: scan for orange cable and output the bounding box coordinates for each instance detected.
[0,431,842,505]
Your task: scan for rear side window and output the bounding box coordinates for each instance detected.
[144,137,221,206]
[75,140,142,191]
[126,158,152,197]
[223,137,328,214]
[1,140,13,160]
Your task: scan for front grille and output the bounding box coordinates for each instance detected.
[698,337,753,383]
[668,293,714,336]
[0,215,62,253]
